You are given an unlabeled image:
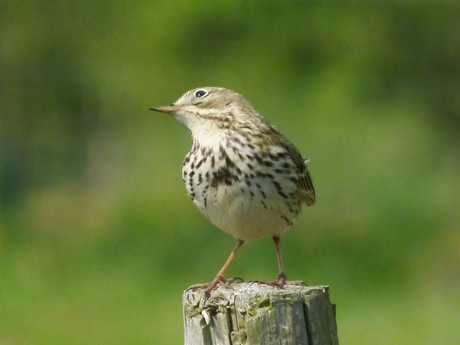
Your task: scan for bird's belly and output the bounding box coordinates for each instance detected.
[193,182,299,241]
[182,141,304,242]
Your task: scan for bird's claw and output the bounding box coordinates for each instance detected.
[257,277,307,288]
[187,276,245,293]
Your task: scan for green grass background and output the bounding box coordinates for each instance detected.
[1,1,459,344]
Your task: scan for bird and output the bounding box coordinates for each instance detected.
[150,87,315,291]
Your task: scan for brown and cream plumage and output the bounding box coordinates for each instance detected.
[151,87,315,291]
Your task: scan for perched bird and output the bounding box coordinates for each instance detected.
[150,87,315,291]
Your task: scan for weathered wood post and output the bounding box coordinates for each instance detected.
[183,282,338,345]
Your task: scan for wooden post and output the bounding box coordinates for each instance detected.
[183,282,338,345]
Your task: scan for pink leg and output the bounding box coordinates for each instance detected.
[273,236,286,284]
[206,239,245,292]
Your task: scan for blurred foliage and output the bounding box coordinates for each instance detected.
[1,1,460,344]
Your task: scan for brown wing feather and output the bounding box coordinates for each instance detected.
[285,143,316,206]
[271,131,316,206]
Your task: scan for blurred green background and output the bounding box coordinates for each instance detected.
[1,1,459,344]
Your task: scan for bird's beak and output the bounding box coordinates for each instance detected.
[149,105,181,114]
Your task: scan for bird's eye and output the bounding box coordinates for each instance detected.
[194,89,208,98]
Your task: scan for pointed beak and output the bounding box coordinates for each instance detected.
[149,105,181,114]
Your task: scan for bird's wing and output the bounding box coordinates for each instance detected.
[290,146,315,206]
[278,137,316,207]
[265,126,316,206]
[300,163,316,206]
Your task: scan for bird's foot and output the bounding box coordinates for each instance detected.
[258,273,307,288]
[187,276,244,292]
[205,276,244,292]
